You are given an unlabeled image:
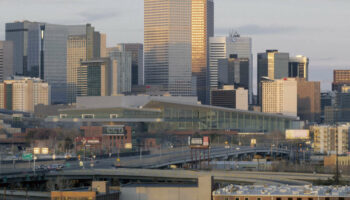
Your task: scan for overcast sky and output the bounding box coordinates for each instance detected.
[1,0,350,91]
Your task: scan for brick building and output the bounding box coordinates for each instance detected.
[79,125,132,153]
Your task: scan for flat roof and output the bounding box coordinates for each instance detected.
[213,185,350,197]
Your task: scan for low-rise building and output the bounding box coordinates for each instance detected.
[211,86,248,110]
[310,124,350,155]
[54,96,302,134]
[213,185,350,200]
[79,125,132,153]
[51,181,119,200]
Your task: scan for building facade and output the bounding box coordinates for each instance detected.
[257,50,289,104]
[22,22,104,104]
[218,55,249,90]
[209,33,252,103]
[56,96,302,134]
[311,124,350,155]
[261,78,297,117]
[0,77,50,112]
[117,43,144,86]
[0,41,13,82]
[5,21,37,76]
[79,58,110,97]
[144,0,214,103]
[211,86,248,110]
[289,55,309,80]
[108,49,132,95]
[297,78,320,122]
[332,70,350,92]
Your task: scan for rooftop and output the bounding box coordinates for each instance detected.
[213,185,350,197]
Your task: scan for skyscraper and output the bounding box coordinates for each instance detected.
[257,50,289,105]
[289,55,309,80]
[5,21,37,76]
[209,33,252,103]
[0,41,13,82]
[117,43,144,86]
[144,0,214,103]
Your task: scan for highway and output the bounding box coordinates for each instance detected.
[51,168,348,185]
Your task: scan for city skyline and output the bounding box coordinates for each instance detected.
[1,0,350,91]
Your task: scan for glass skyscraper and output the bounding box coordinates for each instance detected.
[144,0,214,103]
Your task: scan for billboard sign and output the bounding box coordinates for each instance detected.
[103,125,126,136]
[285,129,310,140]
[191,137,203,146]
[203,136,210,146]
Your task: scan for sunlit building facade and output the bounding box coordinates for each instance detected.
[144,0,214,103]
[289,55,309,80]
[0,77,50,112]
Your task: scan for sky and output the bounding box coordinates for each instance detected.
[1,0,350,91]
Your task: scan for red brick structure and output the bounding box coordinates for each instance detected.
[80,125,132,153]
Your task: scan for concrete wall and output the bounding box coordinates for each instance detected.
[120,176,212,200]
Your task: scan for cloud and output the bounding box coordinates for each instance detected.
[216,24,299,36]
[78,10,119,22]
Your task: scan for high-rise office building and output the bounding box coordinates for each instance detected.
[218,55,249,90]
[208,33,252,103]
[332,70,350,92]
[261,78,297,116]
[0,41,13,82]
[67,35,87,103]
[24,22,103,104]
[289,55,309,80]
[108,48,132,95]
[144,0,214,103]
[79,58,110,97]
[211,85,248,110]
[257,50,289,104]
[0,77,50,112]
[117,43,143,86]
[5,21,38,76]
[297,78,321,122]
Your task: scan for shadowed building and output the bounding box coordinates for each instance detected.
[211,86,248,110]
[0,41,13,82]
[297,78,320,123]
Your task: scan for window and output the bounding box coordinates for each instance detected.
[60,114,67,119]
[236,198,239,200]
[82,114,94,119]
[308,198,313,200]
[257,198,261,200]
[340,198,345,200]
[288,198,293,200]
[110,114,119,119]
[245,198,249,200]
[277,198,281,200]
[297,198,302,200]
[325,198,330,200]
